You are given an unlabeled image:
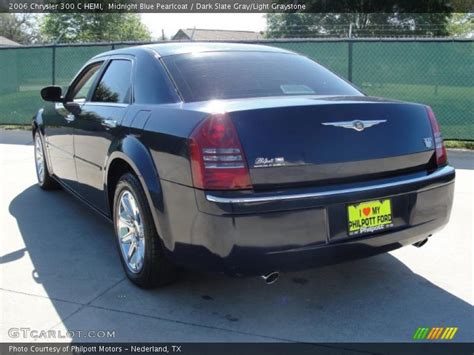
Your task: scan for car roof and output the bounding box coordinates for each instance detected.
[92,42,294,59]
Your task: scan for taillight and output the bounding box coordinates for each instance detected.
[426,106,447,166]
[189,114,252,190]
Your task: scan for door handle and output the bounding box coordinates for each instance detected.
[65,114,75,123]
[102,118,117,129]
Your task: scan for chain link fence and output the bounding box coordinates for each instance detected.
[0,39,472,140]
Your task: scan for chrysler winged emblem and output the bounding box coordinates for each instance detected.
[321,120,387,132]
[423,137,433,148]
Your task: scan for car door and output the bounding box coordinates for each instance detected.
[43,62,103,188]
[73,58,133,213]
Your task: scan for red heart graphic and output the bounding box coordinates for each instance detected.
[362,207,371,217]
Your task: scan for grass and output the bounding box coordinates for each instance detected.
[444,140,474,150]
[0,124,31,130]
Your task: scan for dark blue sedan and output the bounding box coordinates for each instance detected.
[33,43,455,288]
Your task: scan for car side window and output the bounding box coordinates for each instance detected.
[70,63,102,102]
[91,60,132,104]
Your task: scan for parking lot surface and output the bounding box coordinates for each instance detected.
[0,129,472,342]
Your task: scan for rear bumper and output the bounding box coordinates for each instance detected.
[159,166,455,276]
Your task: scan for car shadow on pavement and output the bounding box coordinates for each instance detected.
[6,184,473,342]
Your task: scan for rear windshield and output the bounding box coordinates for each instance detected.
[162,51,362,102]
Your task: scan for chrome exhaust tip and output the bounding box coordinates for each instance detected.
[412,237,430,248]
[261,271,279,284]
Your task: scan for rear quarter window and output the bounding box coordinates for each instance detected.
[162,51,362,102]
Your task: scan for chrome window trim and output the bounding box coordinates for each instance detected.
[84,102,129,108]
[205,166,454,204]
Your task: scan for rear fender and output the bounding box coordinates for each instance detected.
[105,135,172,248]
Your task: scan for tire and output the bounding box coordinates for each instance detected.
[34,131,59,190]
[113,172,177,288]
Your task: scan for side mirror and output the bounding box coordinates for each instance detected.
[40,86,62,102]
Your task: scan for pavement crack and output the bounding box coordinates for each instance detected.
[87,303,295,342]
[0,287,84,306]
[46,277,126,331]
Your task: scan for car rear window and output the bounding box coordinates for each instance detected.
[162,51,362,102]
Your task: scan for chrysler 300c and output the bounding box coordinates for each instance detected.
[33,43,455,287]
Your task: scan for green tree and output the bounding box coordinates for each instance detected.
[266,12,452,38]
[265,0,454,38]
[448,13,474,37]
[0,14,42,44]
[41,13,151,43]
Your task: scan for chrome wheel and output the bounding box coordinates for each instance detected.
[34,134,45,184]
[116,190,145,273]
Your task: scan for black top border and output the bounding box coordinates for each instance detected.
[1,0,473,13]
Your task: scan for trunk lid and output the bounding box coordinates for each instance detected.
[225,96,435,188]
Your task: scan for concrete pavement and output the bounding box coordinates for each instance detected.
[0,129,472,343]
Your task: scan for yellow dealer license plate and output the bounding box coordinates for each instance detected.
[347,199,393,236]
